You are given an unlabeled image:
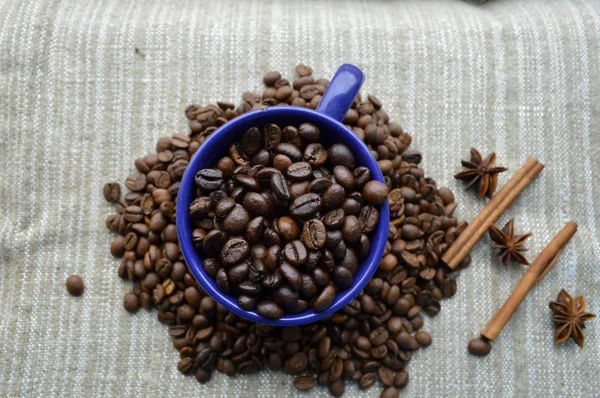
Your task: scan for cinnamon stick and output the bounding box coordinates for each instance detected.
[480,221,578,341]
[442,158,543,269]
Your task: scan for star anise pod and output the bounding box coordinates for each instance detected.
[549,289,596,347]
[489,218,531,269]
[454,148,507,199]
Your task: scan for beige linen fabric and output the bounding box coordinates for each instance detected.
[1,0,599,396]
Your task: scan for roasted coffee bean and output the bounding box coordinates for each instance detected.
[309,177,332,194]
[103,182,121,203]
[123,292,140,313]
[325,230,343,248]
[358,205,379,234]
[294,375,316,391]
[257,300,284,319]
[290,193,320,219]
[468,337,491,356]
[238,281,261,296]
[220,238,249,266]
[304,143,328,166]
[333,166,355,191]
[262,123,282,149]
[321,184,345,211]
[273,154,292,171]
[66,275,84,296]
[298,123,320,142]
[284,240,307,266]
[282,126,303,148]
[303,219,327,250]
[382,386,400,398]
[363,180,389,206]
[195,169,223,191]
[270,172,292,203]
[280,262,302,291]
[240,127,262,156]
[332,266,353,290]
[246,216,265,243]
[328,378,345,397]
[312,285,336,311]
[327,144,355,169]
[227,262,249,286]
[322,209,344,230]
[243,192,272,217]
[277,216,300,240]
[341,215,362,243]
[276,143,302,162]
[352,167,371,190]
[301,274,319,299]
[284,352,308,375]
[286,162,312,180]
[223,205,250,235]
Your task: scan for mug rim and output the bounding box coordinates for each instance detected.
[176,105,390,326]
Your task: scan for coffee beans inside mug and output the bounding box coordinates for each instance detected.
[189,123,389,319]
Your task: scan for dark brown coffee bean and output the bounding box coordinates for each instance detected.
[341,215,362,243]
[468,337,491,356]
[270,172,291,203]
[189,196,211,219]
[273,154,292,172]
[238,280,261,296]
[321,184,345,211]
[312,285,335,311]
[290,181,310,199]
[363,180,389,206]
[312,267,331,289]
[280,262,302,291]
[332,266,353,290]
[284,352,308,375]
[215,268,229,293]
[220,238,249,266]
[325,230,343,248]
[333,166,354,191]
[257,300,284,319]
[195,169,223,191]
[243,192,272,217]
[303,219,326,250]
[352,166,371,190]
[281,125,302,148]
[223,205,249,235]
[301,274,318,299]
[240,127,262,156]
[327,144,355,169]
[307,177,331,195]
[294,375,316,391]
[359,205,379,234]
[297,123,320,142]
[276,216,299,240]
[415,331,432,347]
[370,327,389,346]
[202,230,227,256]
[304,143,328,166]
[276,143,302,162]
[66,275,84,296]
[284,240,307,266]
[103,182,121,203]
[443,278,457,297]
[359,372,377,389]
[290,193,320,219]
[328,378,345,397]
[125,174,146,191]
[246,216,265,243]
[286,162,312,180]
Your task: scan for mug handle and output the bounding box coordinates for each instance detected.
[316,64,365,122]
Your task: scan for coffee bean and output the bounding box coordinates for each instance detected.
[274,216,298,240]
[415,331,432,347]
[381,386,400,398]
[238,281,261,296]
[312,285,335,311]
[284,352,308,375]
[304,143,328,166]
[66,275,84,296]
[202,230,227,256]
[333,166,355,191]
[286,162,312,180]
[284,240,307,266]
[123,292,140,313]
[276,143,302,162]
[246,216,265,243]
[327,144,355,169]
[223,205,249,235]
[468,337,491,356]
[341,215,362,243]
[394,371,409,388]
[303,219,326,250]
[240,127,262,156]
[263,71,281,87]
[359,205,379,234]
[270,172,292,203]
[321,184,345,211]
[294,375,316,391]
[280,262,302,291]
[363,180,389,206]
[359,372,377,389]
[242,192,272,217]
[298,123,320,142]
[328,378,345,397]
[273,154,292,172]
[290,193,320,219]
[301,274,319,299]
[257,300,284,319]
[125,174,146,191]
[195,169,223,191]
[103,182,121,203]
[220,238,249,266]
[332,266,353,290]
[325,230,343,248]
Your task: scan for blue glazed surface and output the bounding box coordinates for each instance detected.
[177,65,389,326]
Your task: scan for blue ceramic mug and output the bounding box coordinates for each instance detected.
[177,64,390,326]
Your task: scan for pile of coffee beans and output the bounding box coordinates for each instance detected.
[189,122,389,318]
[103,64,469,397]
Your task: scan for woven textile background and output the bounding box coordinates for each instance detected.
[1,0,599,396]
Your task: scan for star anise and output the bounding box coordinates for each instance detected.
[454,148,507,199]
[489,218,531,269]
[549,289,596,347]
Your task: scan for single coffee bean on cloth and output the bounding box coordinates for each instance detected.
[102,65,468,396]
